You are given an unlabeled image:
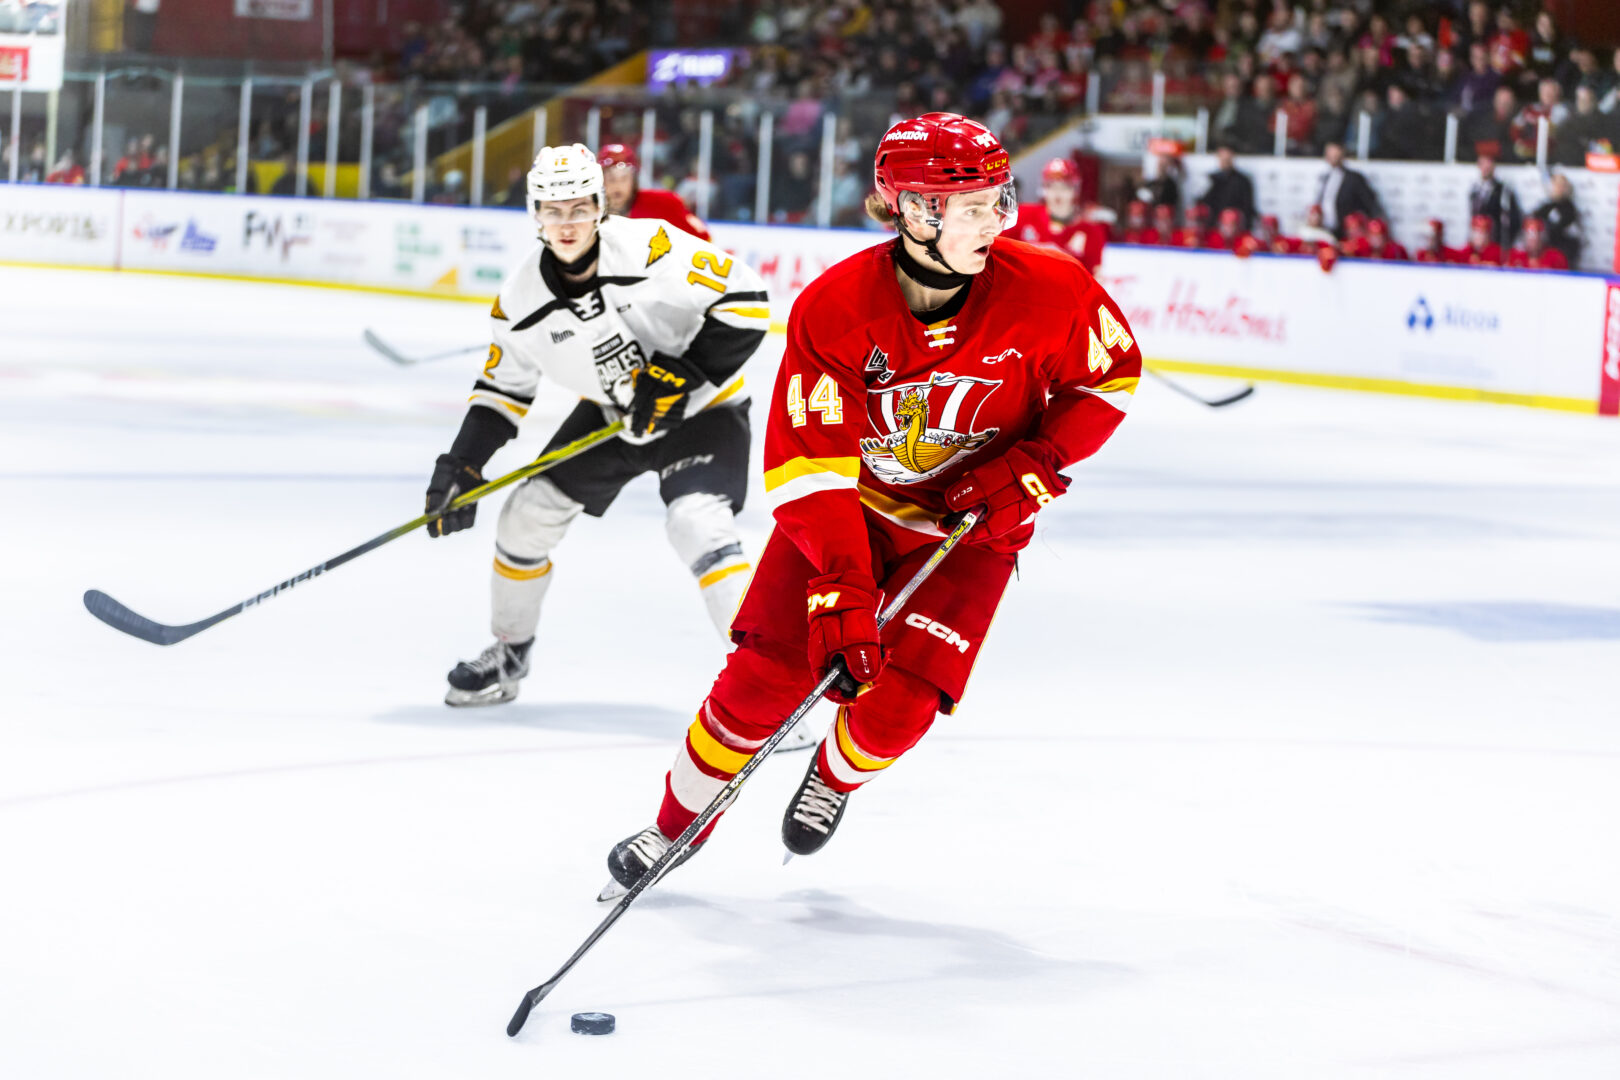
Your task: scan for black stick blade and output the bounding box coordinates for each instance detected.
[1206,385,1256,407]
[507,988,540,1037]
[82,590,230,646]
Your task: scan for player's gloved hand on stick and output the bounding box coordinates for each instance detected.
[944,442,1070,543]
[805,571,883,704]
[625,352,704,441]
[425,454,485,538]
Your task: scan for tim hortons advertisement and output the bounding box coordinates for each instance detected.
[1601,284,1620,416]
[1100,245,1612,408]
[0,184,119,265]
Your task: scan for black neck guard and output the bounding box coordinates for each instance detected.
[892,235,972,292]
[542,237,602,298]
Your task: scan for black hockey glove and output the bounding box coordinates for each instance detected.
[425,454,485,538]
[627,352,706,440]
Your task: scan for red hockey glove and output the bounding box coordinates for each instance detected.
[944,442,1070,543]
[806,572,883,705]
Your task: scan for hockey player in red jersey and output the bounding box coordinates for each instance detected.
[1415,219,1455,264]
[604,112,1143,890]
[1013,157,1110,273]
[1463,214,1504,266]
[1147,203,1176,245]
[1505,217,1569,270]
[1171,203,1208,248]
[1363,218,1409,261]
[598,143,712,241]
[1204,207,1251,252]
[1118,200,1159,244]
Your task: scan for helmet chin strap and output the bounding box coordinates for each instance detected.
[894,217,972,290]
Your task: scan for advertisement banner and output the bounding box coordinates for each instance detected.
[647,49,735,86]
[1602,284,1620,417]
[0,32,65,91]
[0,184,120,266]
[1100,246,1612,408]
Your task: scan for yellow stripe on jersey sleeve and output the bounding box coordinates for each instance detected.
[468,391,530,417]
[1071,374,1138,415]
[763,456,862,514]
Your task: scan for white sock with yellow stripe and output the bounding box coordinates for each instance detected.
[667,701,766,819]
[489,476,582,642]
[665,492,751,639]
[818,706,899,791]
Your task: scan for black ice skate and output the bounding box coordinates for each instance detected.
[444,639,532,707]
[597,826,706,902]
[781,755,850,859]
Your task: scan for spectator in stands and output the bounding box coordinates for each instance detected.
[1458,42,1502,114]
[773,149,816,222]
[1315,83,1352,157]
[1313,140,1383,237]
[1507,217,1569,270]
[112,136,151,186]
[1139,151,1183,215]
[1197,144,1255,231]
[1467,153,1522,249]
[270,151,299,197]
[1555,85,1617,165]
[1377,84,1432,160]
[45,149,85,185]
[1248,75,1281,150]
[1531,172,1583,267]
[1600,47,1620,113]
[1279,73,1318,155]
[1464,84,1522,161]
[1211,72,1260,153]
[1511,78,1570,160]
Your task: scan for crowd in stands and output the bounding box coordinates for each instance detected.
[1124,137,1587,270]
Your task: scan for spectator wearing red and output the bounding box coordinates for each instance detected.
[1204,207,1250,251]
[1013,157,1110,273]
[1506,218,1569,269]
[1278,73,1318,153]
[598,143,711,241]
[1510,78,1570,161]
[1118,200,1160,245]
[112,136,152,185]
[1489,8,1530,78]
[1414,218,1457,263]
[1463,214,1504,265]
[1364,218,1410,261]
[1172,203,1208,248]
[46,150,86,186]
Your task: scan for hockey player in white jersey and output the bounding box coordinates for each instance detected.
[425,145,809,748]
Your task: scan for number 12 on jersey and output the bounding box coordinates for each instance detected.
[786,373,844,427]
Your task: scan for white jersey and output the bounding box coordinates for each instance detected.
[470,215,770,425]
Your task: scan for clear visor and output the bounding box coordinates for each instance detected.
[535,199,600,226]
[932,182,1018,233]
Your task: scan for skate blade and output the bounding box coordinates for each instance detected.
[770,721,818,755]
[782,850,795,866]
[596,879,628,903]
[444,685,519,708]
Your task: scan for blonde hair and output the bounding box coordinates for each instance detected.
[865,192,896,228]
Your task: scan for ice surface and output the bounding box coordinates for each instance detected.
[2,266,1618,1078]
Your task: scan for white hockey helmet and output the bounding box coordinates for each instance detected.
[525,143,605,226]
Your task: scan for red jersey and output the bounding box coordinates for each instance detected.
[1013,204,1109,273]
[1464,243,1503,267]
[1505,248,1569,270]
[1268,236,1305,255]
[1170,227,1204,249]
[1415,246,1460,264]
[761,238,1142,579]
[1367,241,1410,261]
[629,188,710,242]
[1121,227,1164,246]
[1203,231,1251,252]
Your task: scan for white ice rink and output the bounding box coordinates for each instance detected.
[2,265,1618,1078]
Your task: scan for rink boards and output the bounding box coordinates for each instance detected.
[2,183,1616,415]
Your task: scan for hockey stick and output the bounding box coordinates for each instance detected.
[505,510,980,1038]
[1146,367,1255,408]
[363,329,488,366]
[83,420,626,646]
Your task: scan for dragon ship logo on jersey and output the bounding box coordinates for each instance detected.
[859,372,1001,485]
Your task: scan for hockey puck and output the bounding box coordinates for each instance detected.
[570,1012,616,1036]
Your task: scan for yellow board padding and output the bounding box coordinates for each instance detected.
[698,562,751,589]
[493,557,552,581]
[834,708,895,772]
[1144,359,1597,414]
[762,455,862,492]
[686,717,753,774]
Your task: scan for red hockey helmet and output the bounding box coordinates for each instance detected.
[1426,217,1445,236]
[1041,157,1080,188]
[873,112,1016,227]
[1260,213,1280,230]
[1367,217,1389,235]
[1188,202,1210,222]
[1344,211,1368,235]
[1522,216,1546,233]
[1470,213,1493,230]
[597,142,638,172]
[1153,203,1175,221]
[1218,207,1243,226]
